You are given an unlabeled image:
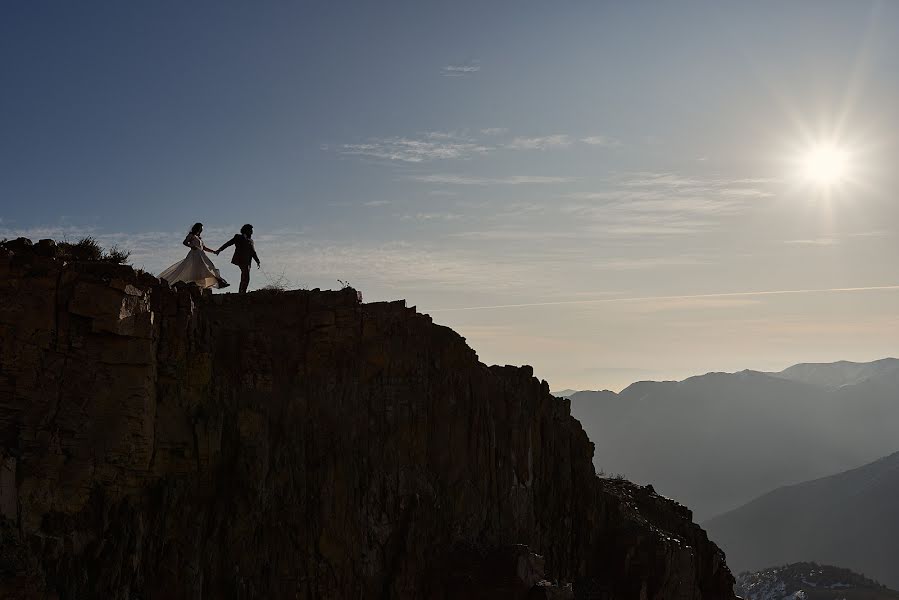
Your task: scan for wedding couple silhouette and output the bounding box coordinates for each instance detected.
[159,223,261,294]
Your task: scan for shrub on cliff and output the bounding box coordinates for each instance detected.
[59,237,131,264]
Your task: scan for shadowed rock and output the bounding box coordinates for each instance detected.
[0,239,736,599]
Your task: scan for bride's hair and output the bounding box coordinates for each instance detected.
[190,222,203,236]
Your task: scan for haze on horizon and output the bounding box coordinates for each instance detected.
[3,1,898,391]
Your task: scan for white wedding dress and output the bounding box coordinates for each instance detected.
[159,234,226,289]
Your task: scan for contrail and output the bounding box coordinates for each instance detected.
[426,284,899,313]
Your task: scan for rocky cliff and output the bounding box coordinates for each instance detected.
[0,238,736,599]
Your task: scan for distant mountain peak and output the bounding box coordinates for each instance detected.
[770,358,899,389]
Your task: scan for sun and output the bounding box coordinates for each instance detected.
[799,143,851,187]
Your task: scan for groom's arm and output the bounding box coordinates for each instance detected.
[216,236,237,254]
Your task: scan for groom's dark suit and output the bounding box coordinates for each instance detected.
[217,233,260,293]
[220,234,258,267]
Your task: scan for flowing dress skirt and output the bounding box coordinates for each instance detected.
[159,248,225,289]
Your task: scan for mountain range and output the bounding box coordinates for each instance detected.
[567,358,899,520]
[707,451,899,590]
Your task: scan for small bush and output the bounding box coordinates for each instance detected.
[260,269,292,292]
[104,244,131,264]
[59,237,131,264]
[61,236,103,261]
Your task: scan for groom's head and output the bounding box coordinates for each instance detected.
[240,224,253,237]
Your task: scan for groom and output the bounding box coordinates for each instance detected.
[215,224,261,294]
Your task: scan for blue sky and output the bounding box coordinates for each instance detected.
[3,1,899,389]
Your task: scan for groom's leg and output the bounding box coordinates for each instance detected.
[239,265,250,293]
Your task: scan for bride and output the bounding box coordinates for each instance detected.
[159,223,229,289]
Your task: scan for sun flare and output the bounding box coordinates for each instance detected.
[799,143,850,187]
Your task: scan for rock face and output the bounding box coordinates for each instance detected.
[0,239,736,599]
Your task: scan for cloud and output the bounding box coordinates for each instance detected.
[506,135,573,150]
[554,172,778,238]
[784,238,839,246]
[398,169,775,246]
[591,256,713,270]
[426,285,899,312]
[594,220,711,236]
[581,135,621,147]
[442,61,481,77]
[257,238,553,294]
[364,200,391,207]
[450,229,580,241]
[505,134,620,150]
[622,173,706,188]
[400,212,463,221]
[408,174,576,185]
[330,133,491,163]
[621,296,763,314]
[848,230,889,238]
[329,129,621,166]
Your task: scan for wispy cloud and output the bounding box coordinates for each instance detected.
[450,229,580,241]
[426,285,899,312]
[848,230,889,238]
[622,173,707,188]
[408,174,576,185]
[621,296,762,314]
[442,61,481,77]
[328,129,622,166]
[784,238,839,246]
[506,135,572,150]
[400,212,463,221]
[558,171,777,237]
[329,132,491,163]
[594,220,712,236]
[581,135,621,147]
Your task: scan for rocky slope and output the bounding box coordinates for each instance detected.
[735,562,899,600]
[705,451,899,590]
[0,238,735,599]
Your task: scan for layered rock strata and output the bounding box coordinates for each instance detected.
[0,239,735,599]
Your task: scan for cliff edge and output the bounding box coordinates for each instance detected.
[0,238,735,599]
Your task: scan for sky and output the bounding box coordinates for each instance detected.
[3,1,899,391]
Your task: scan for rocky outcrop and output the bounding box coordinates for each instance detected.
[0,238,736,599]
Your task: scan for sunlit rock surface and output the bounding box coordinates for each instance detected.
[0,238,736,599]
